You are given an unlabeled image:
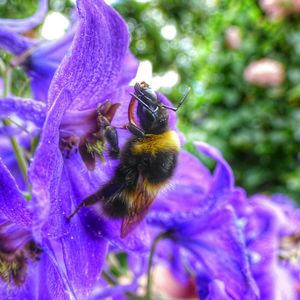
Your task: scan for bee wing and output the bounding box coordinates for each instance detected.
[121,206,152,238]
[121,177,158,238]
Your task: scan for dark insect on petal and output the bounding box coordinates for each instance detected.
[0,221,41,287]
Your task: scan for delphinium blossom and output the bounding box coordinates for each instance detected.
[0,97,46,190]
[88,143,260,299]
[0,0,74,101]
[0,157,75,299]
[231,191,300,300]
[143,142,259,300]
[243,58,285,87]
[0,1,72,192]
[144,144,300,300]
[0,0,139,298]
[27,0,144,250]
[1,1,300,300]
[1,1,259,299]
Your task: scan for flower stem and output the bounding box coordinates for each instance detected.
[3,67,31,192]
[145,232,168,300]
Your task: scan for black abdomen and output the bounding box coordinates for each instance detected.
[140,151,178,183]
[99,137,179,218]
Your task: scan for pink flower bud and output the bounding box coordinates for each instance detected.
[225,26,242,50]
[244,58,285,87]
[260,0,300,19]
[152,265,197,299]
[260,0,287,19]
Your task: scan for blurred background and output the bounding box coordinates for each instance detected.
[1,0,300,199]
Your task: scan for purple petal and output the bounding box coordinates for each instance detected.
[242,194,298,300]
[32,28,75,61]
[194,141,234,194]
[183,207,258,299]
[0,135,29,190]
[29,89,71,237]
[127,252,147,278]
[196,274,232,300]
[49,0,129,110]
[49,157,144,295]
[31,142,146,300]
[0,96,46,126]
[28,29,75,101]
[0,27,35,55]
[271,194,300,233]
[0,126,22,137]
[155,242,191,284]
[0,283,32,299]
[64,156,151,252]
[90,283,138,299]
[252,264,297,300]
[35,246,75,300]
[31,149,109,298]
[28,71,55,102]
[148,206,259,300]
[0,157,31,227]
[204,280,232,300]
[0,0,48,33]
[60,217,108,299]
[118,51,139,86]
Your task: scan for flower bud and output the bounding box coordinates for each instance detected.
[225,26,241,50]
[244,58,285,87]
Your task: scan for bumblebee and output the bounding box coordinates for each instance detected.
[68,82,190,237]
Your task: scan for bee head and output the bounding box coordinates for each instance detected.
[134,82,169,134]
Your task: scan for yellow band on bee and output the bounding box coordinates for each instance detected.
[132,130,180,155]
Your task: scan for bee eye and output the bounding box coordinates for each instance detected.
[142,106,156,121]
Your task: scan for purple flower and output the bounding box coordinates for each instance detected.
[0,0,140,297]
[13,0,142,297]
[143,143,259,299]
[0,96,46,126]
[231,191,300,300]
[3,1,291,299]
[0,29,74,101]
[0,157,73,299]
[0,97,46,189]
[0,0,74,101]
[29,0,137,226]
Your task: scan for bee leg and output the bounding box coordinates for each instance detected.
[66,192,101,221]
[104,125,119,159]
[127,123,145,138]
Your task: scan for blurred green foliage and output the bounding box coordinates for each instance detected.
[1,0,300,199]
[0,0,37,18]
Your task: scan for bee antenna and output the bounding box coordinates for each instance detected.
[129,92,158,113]
[162,87,191,112]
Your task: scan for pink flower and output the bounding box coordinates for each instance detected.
[152,266,197,299]
[225,26,241,50]
[244,58,285,87]
[260,0,300,20]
